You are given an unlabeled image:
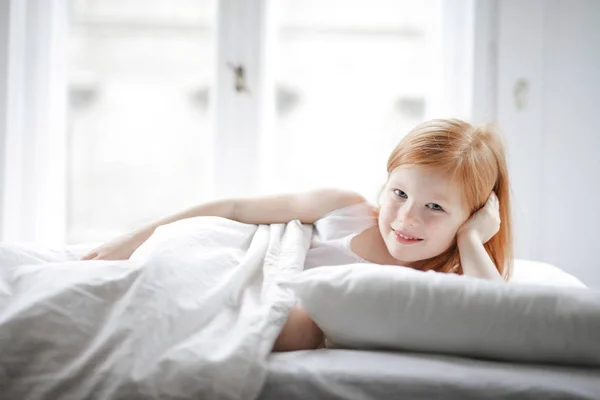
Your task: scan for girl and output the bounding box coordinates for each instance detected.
[81,118,513,352]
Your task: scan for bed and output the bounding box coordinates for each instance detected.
[1,218,598,399]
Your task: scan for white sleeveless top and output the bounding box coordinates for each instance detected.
[304,201,378,270]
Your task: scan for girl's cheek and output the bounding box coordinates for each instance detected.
[380,205,395,219]
[422,215,448,234]
[421,213,436,226]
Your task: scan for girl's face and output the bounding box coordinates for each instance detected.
[377,165,471,268]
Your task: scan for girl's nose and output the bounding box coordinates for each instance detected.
[398,202,421,227]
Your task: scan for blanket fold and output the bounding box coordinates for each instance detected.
[0,217,313,400]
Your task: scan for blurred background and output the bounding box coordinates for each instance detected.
[0,0,598,287]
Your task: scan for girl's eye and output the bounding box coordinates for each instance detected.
[427,203,444,211]
[393,189,407,198]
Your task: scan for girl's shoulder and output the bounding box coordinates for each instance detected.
[312,199,378,241]
[318,200,378,221]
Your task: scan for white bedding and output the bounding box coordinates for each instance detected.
[0,217,595,399]
[0,217,313,400]
[288,263,600,366]
[261,349,600,399]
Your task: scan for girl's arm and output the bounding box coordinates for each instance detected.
[81,189,351,353]
[81,188,366,260]
[457,233,502,281]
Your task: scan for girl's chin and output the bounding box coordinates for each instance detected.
[386,250,423,268]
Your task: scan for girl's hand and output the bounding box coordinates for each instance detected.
[457,192,500,244]
[80,228,153,261]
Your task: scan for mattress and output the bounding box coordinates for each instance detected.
[260,349,600,399]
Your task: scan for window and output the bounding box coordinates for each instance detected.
[269,0,439,198]
[61,0,449,244]
[67,0,216,242]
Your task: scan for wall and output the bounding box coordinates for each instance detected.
[496,0,600,287]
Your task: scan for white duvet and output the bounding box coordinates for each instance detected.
[0,217,313,400]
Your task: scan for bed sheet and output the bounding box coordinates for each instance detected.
[260,349,600,400]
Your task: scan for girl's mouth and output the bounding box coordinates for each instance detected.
[393,230,423,244]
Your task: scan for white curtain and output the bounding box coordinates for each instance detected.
[0,0,68,244]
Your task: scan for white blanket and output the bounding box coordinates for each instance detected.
[0,217,313,400]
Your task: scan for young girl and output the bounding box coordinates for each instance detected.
[81,118,513,352]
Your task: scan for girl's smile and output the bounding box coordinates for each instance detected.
[392,229,424,244]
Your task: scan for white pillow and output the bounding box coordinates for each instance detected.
[511,259,586,288]
[284,264,600,366]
